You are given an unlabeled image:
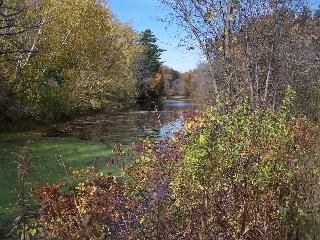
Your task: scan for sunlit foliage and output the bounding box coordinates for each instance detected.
[135,29,165,99]
[0,0,146,119]
[10,90,319,239]
[34,167,138,239]
[124,91,320,239]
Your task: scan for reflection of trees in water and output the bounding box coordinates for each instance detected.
[136,112,164,137]
[44,98,198,143]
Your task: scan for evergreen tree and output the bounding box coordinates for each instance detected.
[135,29,165,99]
[139,29,165,75]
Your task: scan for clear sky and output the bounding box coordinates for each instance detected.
[108,0,319,73]
[108,0,202,73]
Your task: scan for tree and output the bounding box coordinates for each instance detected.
[139,29,164,75]
[157,0,314,108]
[157,0,237,103]
[160,64,180,96]
[0,0,41,114]
[181,69,197,97]
[1,0,144,120]
[135,29,165,99]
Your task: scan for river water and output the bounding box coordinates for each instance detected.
[0,97,201,231]
[47,96,200,143]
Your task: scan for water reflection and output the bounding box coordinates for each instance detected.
[156,98,199,138]
[156,98,197,112]
[47,97,200,144]
[159,116,184,138]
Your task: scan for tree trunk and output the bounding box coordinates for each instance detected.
[264,39,275,103]
[224,0,233,101]
[176,0,220,103]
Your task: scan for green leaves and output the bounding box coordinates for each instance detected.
[166,102,319,238]
[135,29,165,98]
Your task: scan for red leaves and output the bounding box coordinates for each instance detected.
[112,144,124,153]
[31,104,320,239]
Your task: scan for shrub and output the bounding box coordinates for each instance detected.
[31,97,320,239]
[34,166,138,239]
[124,100,320,239]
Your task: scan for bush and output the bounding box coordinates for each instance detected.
[34,166,138,240]
[124,100,320,239]
[31,97,320,239]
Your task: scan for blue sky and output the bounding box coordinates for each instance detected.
[108,0,202,73]
[108,0,319,73]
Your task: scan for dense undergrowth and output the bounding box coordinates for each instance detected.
[7,94,320,239]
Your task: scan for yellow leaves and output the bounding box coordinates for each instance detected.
[154,73,162,82]
[176,127,183,133]
[210,115,216,122]
[139,217,145,224]
[2,0,142,114]
[73,167,93,178]
[73,167,104,182]
[199,134,206,145]
[75,182,85,191]
[143,139,153,148]
[172,136,179,142]
[90,99,102,109]
[28,0,141,111]
[185,122,193,131]
[232,37,238,43]
[313,168,320,174]
[184,116,207,134]
[90,186,97,195]
[205,8,217,21]
[140,156,151,163]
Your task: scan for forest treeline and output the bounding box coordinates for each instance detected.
[3,0,318,126]
[0,0,179,128]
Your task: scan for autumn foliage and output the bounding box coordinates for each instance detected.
[2,0,320,239]
[30,92,320,239]
[34,167,138,239]
[0,0,165,123]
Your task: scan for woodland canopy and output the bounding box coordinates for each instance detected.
[0,0,166,125]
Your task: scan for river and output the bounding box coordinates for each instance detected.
[0,96,201,234]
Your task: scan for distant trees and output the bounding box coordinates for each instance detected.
[181,69,198,97]
[160,64,199,97]
[160,64,181,95]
